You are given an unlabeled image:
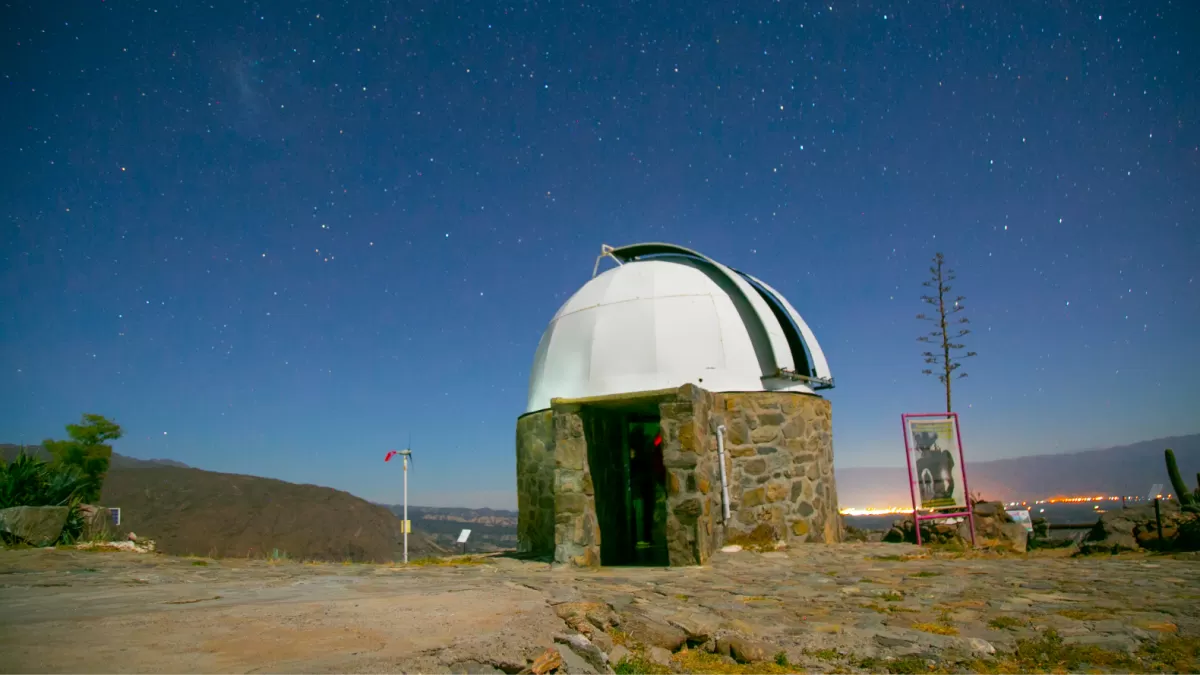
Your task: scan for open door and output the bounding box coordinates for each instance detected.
[582,406,668,566]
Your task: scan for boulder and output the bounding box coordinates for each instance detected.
[880,502,1027,551]
[79,504,115,541]
[716,636,780,664]
[646,647,673,667]
[999,522,1029,553]
[607,645,631,667]
[0,506,69,546]
[1084,502,1191,552]
[668,612,722,645]
[553,634,610,673]
[619,611,687,652]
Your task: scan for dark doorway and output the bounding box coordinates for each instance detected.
[581,405,669,566]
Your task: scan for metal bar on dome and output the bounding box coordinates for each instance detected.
[592,244,623,277]
[767,369,835,389]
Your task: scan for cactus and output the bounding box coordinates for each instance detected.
[1164,448,1197,511]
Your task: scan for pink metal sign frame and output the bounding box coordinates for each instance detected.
[901,412,976,547]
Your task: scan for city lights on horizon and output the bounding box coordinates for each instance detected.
[839,494,1172,516]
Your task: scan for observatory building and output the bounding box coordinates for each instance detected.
[515,243,842,567]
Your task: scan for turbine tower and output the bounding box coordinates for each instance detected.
[384,440,415,563]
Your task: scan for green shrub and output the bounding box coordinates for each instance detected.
[0,451,94,545]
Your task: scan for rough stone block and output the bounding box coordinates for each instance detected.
[678,422,699,452]
[728,445,757,458]
[663,450,698,469]
[673,498,702,524]
[757,411,785,427]
[557,439,587,471]
[556,492,587,515]
[0,506,68,547]
[765,481,789,503]
[742,488,766,508]
[742,457,767,476]
[781,416,806,438]
[750,425,780,444]
[724,420,750,445]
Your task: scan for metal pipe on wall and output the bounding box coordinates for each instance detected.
[716,425,732,523]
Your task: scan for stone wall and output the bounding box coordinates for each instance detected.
[551,407,601,566]
[657,384,719,566]
[516,385,840,568]
[514,410,556,556]
[710,392,842,545]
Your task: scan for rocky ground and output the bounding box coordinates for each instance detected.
[1,544,1198,674]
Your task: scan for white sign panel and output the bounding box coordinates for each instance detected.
[1007,509,1034,533]
[904,414,967,511]
[457,529,472,544]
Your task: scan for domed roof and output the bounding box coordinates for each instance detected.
[525,243,832,413]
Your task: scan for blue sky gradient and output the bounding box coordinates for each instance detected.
[3,0,1197,508]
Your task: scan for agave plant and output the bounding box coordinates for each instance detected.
[0,451,92,508]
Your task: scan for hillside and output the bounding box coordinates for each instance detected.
[384,505,517,552]
[836,433,1200,508]
[3,444,445,562]
[100,466,446,561]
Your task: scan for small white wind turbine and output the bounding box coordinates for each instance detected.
[384,433,415,563]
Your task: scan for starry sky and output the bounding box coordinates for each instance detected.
[2,1,1197,509]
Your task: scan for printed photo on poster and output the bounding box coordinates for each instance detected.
[905,416,966,510]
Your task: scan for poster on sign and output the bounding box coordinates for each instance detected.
[903,414,967,511]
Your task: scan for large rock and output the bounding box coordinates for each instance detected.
[716,636,781,664]
[553,634,611,673]
[881,502,1027,552]
[1084,501,1196,552]
[78,504,115,541]
[0,506,69,546]
[619,611,687,651]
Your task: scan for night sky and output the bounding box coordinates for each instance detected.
[3,1,1197,509]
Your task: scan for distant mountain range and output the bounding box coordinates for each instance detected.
[0,444,191,470]
[8,433,1196,549]
[380,505,518,552]
[836,434,1200,508]
[1,444,445,562]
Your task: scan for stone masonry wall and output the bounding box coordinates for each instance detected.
[711,392,842,545]
[514,410,556,557]
[551,406,601,566]
[657,384,719,566]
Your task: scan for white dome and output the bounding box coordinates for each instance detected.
[525,243,832,413]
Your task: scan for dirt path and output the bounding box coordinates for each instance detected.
[0,551,562,673]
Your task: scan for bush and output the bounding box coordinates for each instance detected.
[0,451,93,544]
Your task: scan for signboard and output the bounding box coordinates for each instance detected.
[457,529,472,544]
[901,412,976,547]
[401,520,411,534]
[1147,484,1163,501]
[109,507,121,527]
[1007,509,1034,533]
[903,414,966,510]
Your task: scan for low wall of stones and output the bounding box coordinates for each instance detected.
[514,410,556,557]
[710,392,842,545]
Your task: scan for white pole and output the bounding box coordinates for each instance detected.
[716,425,731,523]
[403,455,409,564]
